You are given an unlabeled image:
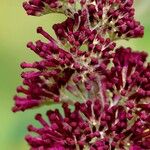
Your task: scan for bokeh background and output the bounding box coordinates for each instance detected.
[0,1,150,149]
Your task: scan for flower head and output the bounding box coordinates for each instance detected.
[26,98,150,149]
[23,0,144,40]
[12,24,116,112]
[13,0,150,149]
[24,46,150,150]
[23,0,79,16]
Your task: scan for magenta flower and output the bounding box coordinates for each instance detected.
[26,99,150,149]
[12,24,116,112]
[23,0,79,16]
[13,0,150,149]
[23,0,144,40]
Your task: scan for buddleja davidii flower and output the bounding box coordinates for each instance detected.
[23,0,83,16]
[12,19,116,112]
[105,47,150,105]
[63,48,150,149]
[12,26,75,112]
[25,47,150,150]
[23,0,144,41]
[25,98,150,149]
[81,0,144,40]
[53,10,90,47]
[53,10,116,103]
[25,100,119,149]
[22,0,97,16]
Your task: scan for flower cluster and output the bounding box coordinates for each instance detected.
[13,0,150,149]
[23,0,144,40]
[12,24,116,112]
[26,99,150,149]
[23,0,79,16]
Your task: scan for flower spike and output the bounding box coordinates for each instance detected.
[23,0,144,40]
[13,25,116,112]
[13,0,150,149]
[26,100,150,149]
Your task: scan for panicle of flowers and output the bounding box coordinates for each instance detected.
[13,0,150,149]
[25,46,150,149]
[23,0,82,16]
[23,0,144,40]
[26,97,150,149]
[12,11,117,112]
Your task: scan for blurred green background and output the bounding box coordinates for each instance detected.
[0,1,150,149]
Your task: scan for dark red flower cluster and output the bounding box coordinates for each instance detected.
[23,0,144,40]
[23,0,79,16]
[12,24,115,112]
[26,99,150,149]
[84,0,144,39]
[13,0,150,149]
